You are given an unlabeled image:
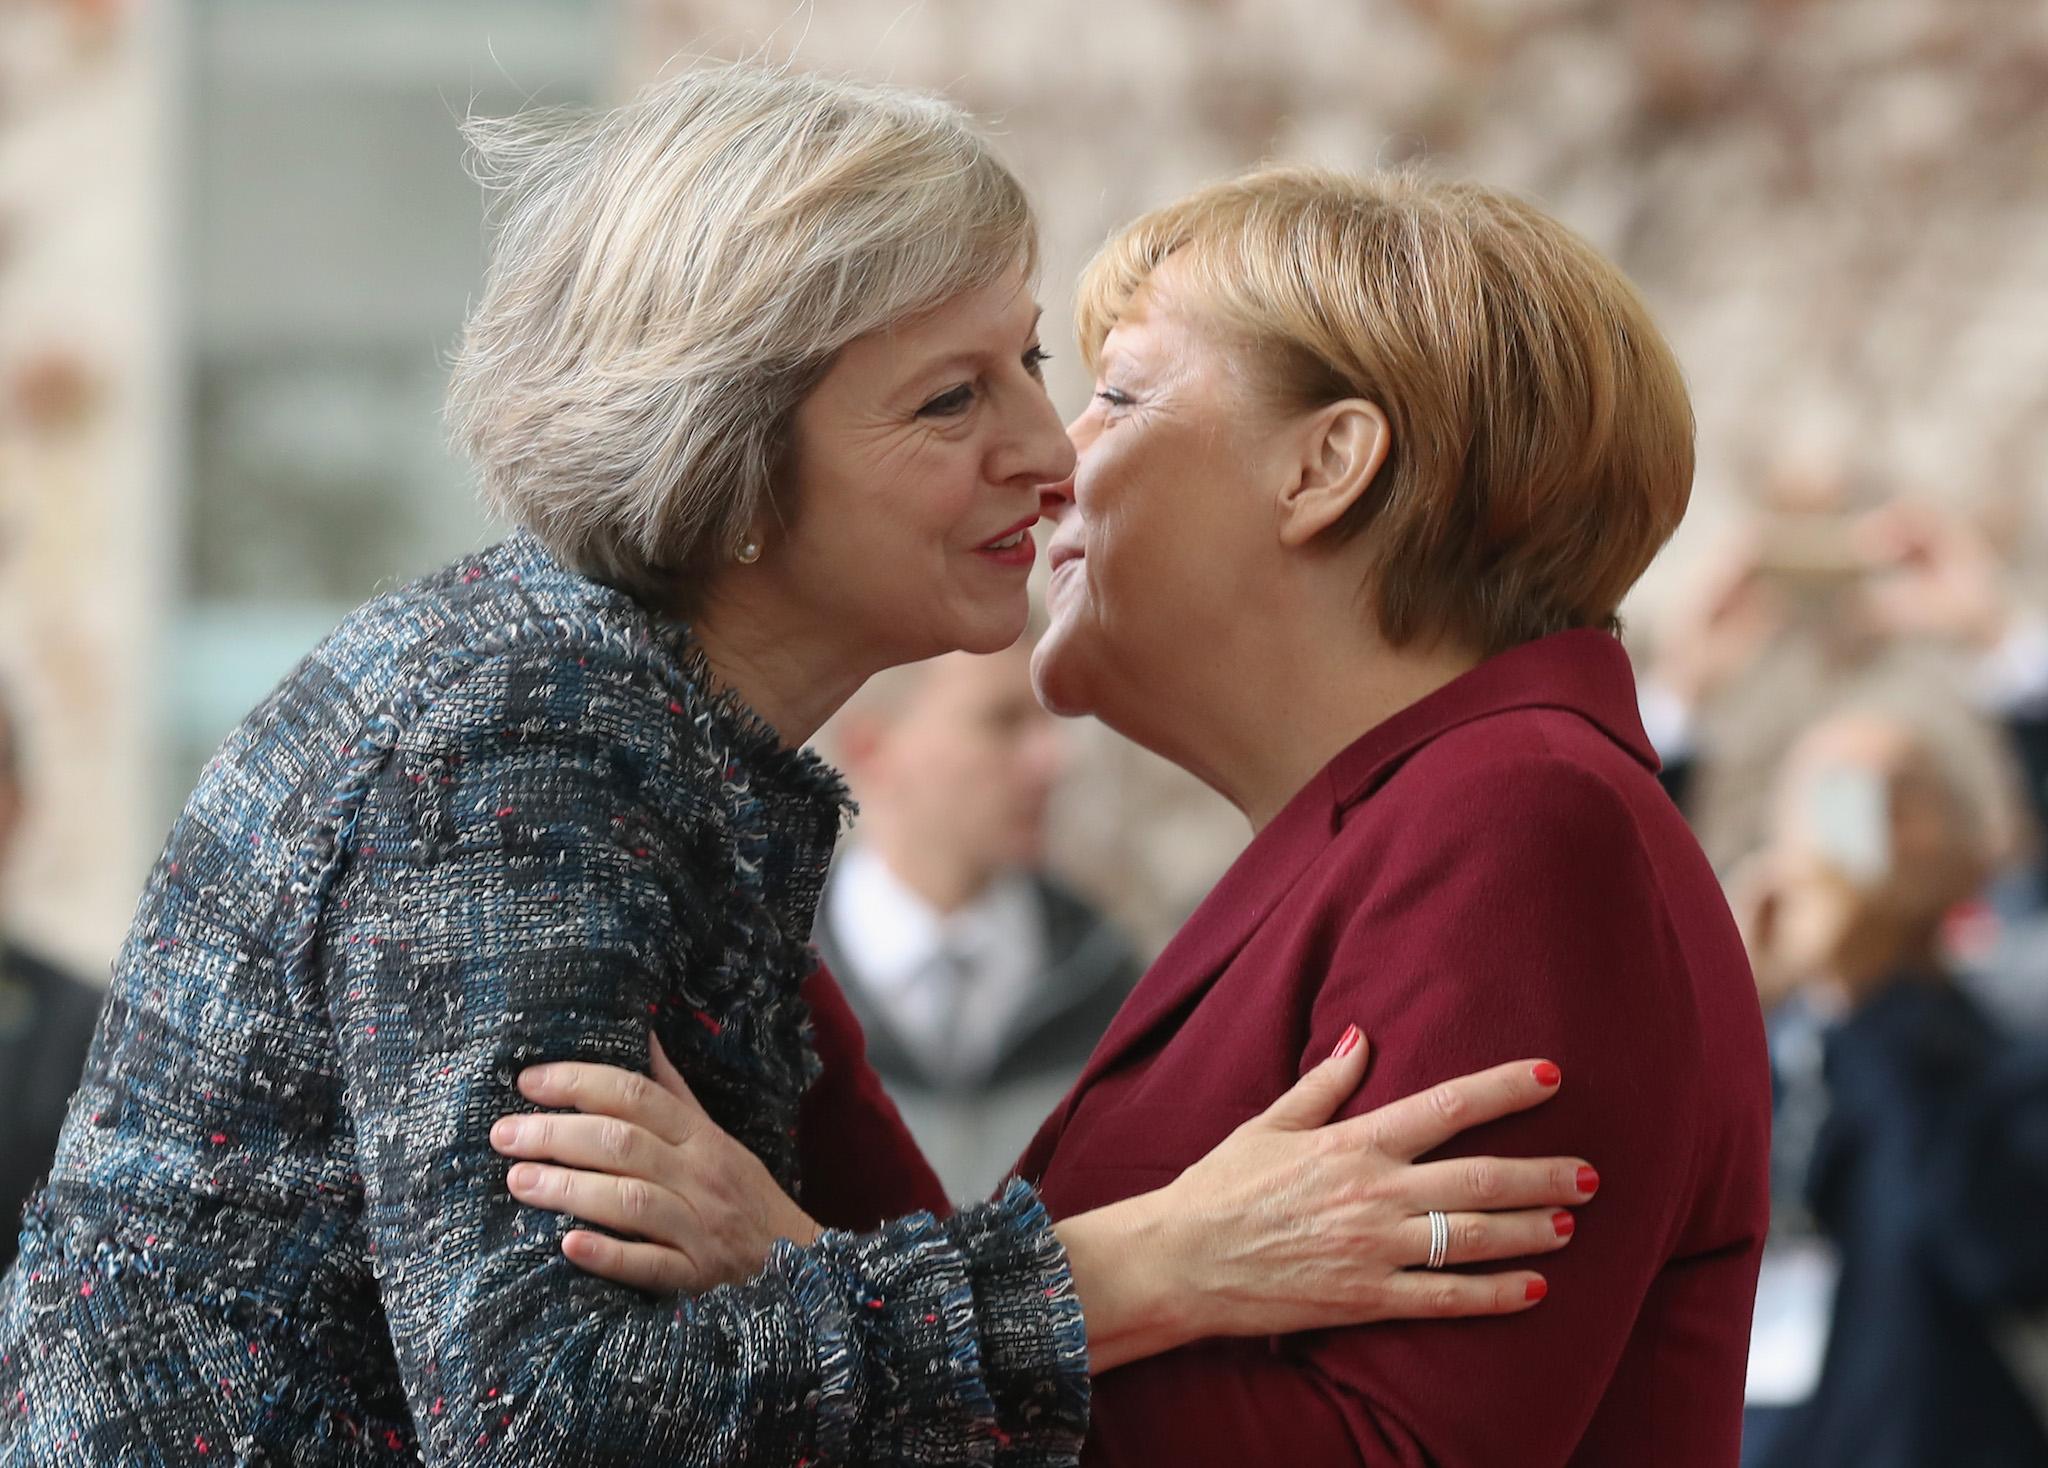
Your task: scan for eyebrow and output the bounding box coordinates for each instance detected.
[898,305,1046,386]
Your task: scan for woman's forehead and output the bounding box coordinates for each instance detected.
[1100,277,1242,380]
[900,267,1040,342]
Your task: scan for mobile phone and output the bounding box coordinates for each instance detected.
[1807,764,1891,884]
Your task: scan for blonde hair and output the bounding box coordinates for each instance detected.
[447,63,1036,610]
[1077,166,1694,656]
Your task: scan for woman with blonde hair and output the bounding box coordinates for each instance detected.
[0,68,1591,1464]
[511,165,1773,1463]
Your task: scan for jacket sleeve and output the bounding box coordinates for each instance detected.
[319,645,1089,1466]
[1082,757,1735,1467]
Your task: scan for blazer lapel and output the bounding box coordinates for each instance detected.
[1065,774,1341,1096]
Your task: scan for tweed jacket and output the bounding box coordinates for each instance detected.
[0,532,1088,1466]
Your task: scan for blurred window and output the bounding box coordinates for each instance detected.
[170,0,616,809]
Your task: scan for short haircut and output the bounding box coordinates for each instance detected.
[447,63,1036,613]
[1075,166,1695,656]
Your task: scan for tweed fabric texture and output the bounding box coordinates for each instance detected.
[0,532,1089,1465]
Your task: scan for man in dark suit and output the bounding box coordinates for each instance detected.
[814,641,1141,1199]
[0,694,101,1274]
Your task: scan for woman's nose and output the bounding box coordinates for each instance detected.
[1034,410,1079,486]
[998,388,1077,491]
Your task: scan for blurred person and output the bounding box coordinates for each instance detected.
[1645,494,2048,1038]
[522,165,1771,1466]
[1857,502,2048,1036]
[816,640,1142,1199]
[0,692,100,1277]
[1857,501,2048,906]
[1643,497,2048,845]
[1736,708,2048,1468]
[0,68,1591,1464]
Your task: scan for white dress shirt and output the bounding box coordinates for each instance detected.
[826,845,1048,1090]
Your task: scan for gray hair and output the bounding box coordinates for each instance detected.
[1786,686,2023,866]
[446,63,1037,610]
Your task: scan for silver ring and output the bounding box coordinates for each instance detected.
[1425,1210,1450,1271]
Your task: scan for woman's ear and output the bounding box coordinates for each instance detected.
[1277,400,1390,549]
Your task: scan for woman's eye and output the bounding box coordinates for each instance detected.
[1094,386,1133,410]
[916,385,976,419]
[1023,346,1052,378]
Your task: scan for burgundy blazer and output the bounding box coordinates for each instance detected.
[1014,630,1773,1466]
[798,964,951,1228]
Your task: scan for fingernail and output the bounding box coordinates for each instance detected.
[490,1118,520,1148]
[1552,1211,1575,1239]
[1576,1166,1601,1196]
[507,1164,538,1191]
[1331,1024,1362,1060]
[1526,1278,1549,1303]
[1532,1061,1562,1088]
[518,1066,551,1092]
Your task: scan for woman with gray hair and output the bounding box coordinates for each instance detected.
[0,66,1589,1465]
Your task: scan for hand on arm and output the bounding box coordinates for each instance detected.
[491,1035,822,1292]
[1055,1032,1588,1371]
[499,1025,1592,1372]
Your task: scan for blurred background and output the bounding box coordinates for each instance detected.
[4,0,2048,1456]
[5,0,2042,973]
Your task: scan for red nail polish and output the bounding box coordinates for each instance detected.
[1532,1061,1562,1088]
[1577,1166,1601,1196]
[1552,1211,1575,1239]
[1525,1278,1549,1303]
[1331,1024,1362,1060]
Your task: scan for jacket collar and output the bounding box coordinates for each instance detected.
[494,528,854,927]
[1323,627,1659,811]
[1055,630,1656,1109]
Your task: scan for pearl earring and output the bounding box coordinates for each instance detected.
[735,539,762,565]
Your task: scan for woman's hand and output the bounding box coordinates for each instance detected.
[496,1023,1593,1375]
[1854,498,2012,652]
[1058,1028,1596,1372]
[489,1033,820,1292]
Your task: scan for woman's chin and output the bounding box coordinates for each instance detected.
[959,615,1031,657]
[930,595,1032,658]
[1029,632,1094,719]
